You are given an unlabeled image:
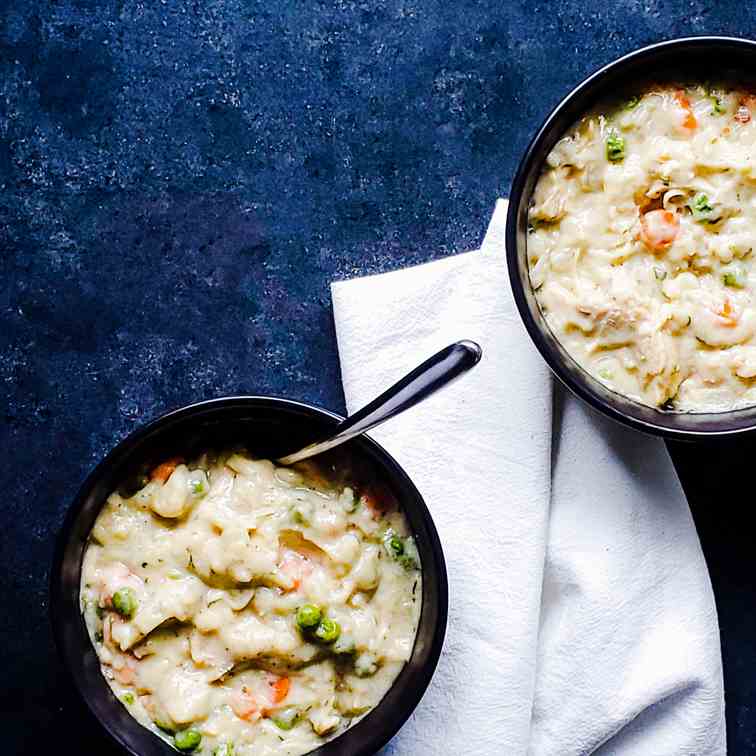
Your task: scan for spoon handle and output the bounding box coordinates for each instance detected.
[277,340,482,465]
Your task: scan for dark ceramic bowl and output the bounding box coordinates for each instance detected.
[50,396,447,756]
[507,36,756,440]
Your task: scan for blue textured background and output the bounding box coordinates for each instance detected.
[3,1,756,752]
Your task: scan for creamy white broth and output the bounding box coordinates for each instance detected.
[528,83,756,411]
[80,451,421,755]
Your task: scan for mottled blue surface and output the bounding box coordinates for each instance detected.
[3,1,756,752]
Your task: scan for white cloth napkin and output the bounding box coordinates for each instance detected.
[331,199,725,756]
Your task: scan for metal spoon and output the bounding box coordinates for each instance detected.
[277,340,482,465]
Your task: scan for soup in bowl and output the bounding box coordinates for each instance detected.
[51,397,447,756]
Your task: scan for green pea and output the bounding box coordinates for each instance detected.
[387,535,404,558]
[174,729,202,752]
[723,266,745,288]
[292,508,310,526]
[121,692,135,705]
[155,719,176,734]
[213,743,235,756]
[384,531,419,570]
[710,95,726,115]
[112,587,138,619]
[314,616,341,644]
[296,604,322,630]
[272,707,300,731]
[382,529,403,559]
[606,133,625,162]
[187,471,208,498]
[690,193,718,223]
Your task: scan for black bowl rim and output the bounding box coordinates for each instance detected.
[506,35,756,440]
[50,394,448,756]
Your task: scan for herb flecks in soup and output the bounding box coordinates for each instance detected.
[529,84,756,411]
[80,452,421,755]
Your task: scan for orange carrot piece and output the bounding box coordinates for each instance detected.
[718,300,738,327]
[271,676,290,704]
[674,90,697,130]
[150,456,184,483]
[639,209,679,252]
